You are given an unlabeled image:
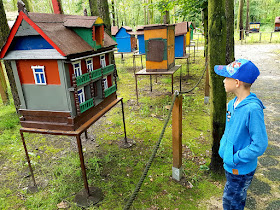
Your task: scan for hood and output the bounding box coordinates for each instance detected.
[235,93,265,109]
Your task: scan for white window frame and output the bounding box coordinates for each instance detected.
[100,54,106,68]
[103,77,108,90]
[72,61,82,77]
[77,87,85,104]
[31,65,46,85]
[86,58,93,72]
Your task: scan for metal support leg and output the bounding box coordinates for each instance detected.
[180,66,182,92]
[141,55,143,69]
[135,75,139,104]
[121,99,128,143]
[172,75,174,93]
[119,99,134,148]
[150,75,152,92]
[20,131,37,187]
[76,134,90,195]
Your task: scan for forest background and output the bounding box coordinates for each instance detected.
[3,0,280,33]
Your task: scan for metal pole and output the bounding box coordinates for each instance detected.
[172,75,174,93]
[135,75,139,104]
[150,75,152,92]
[84,130,88,140]
[270,32,273,43]
[20,131,37,187]
[121,99,128,143]
[76,134,90,195]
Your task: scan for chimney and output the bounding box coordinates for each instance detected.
[52,0,63,14]
[17,0,28,15]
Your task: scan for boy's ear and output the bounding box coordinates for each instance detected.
[235,79,240,87]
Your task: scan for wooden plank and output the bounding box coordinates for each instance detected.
[135,65,181,76]
[19,109,71,117]
[76,97,122,134]
[172,94,182,168]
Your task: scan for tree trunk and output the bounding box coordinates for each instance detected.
[225,0,235,64]
[111,0,116,26]
[208,0,227,174]
[0,62,9,105]
[0,0,20,112]
[246,0,250,33]
[144,0,147,25]
[163,10,170,24]
[202,6,209,100]
[22,0,31,12]
[147,0,153,24]
[238,0,244,40]
[89,0,111,35]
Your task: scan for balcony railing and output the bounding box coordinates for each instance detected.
[80,98,94,113]
[76,72,91,86]
[104,84,117,98]
[91,68,102,80]
[102,64,115,75]
[75,64,115,88]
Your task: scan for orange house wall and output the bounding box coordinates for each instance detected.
[16,59,61,85]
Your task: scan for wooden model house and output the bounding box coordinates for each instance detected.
[115,26,137,53]
[134,26,145,55]
[0,11,118,131]
[186,22,195,46]
[249,22,260,32]
[111,26,119,42]
[144,24,175,72]
[275,17,280,32]
[175,22,189,58]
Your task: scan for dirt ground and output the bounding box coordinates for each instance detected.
[209,44,280,210]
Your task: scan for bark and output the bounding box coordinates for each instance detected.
[89,0,111,35]
[238,0,244,40]
[246,0,250,33]
[0,0,20,112]
[225,0,235,64]
[208,0,227,174]
[0,62,9,105]
[163,10,170,24]
[144,0,147,25]
[202,6,209,98]
[21,0,31,12]
[111,0,116,26]
[147,0,154,24]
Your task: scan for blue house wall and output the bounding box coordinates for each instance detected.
[138,34,145,54]
[175,35,184,58]
[115,27,132,53]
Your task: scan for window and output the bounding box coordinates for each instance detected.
[72,61,82,77]
[77,87,85,104]
[86,58,93,72]
[103,77,108,90]
[100,55,106,68]
[31,66,46,85]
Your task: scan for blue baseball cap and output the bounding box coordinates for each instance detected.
[214,59,260,84]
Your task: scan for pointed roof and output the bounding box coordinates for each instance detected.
[111,26,119,36]
[0,12,116,59]
[175,22,189,36]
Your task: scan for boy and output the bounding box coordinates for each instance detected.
[214,59,268,210]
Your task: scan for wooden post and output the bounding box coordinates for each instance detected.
[172,94,182,181]
[0,62,9,105]
[270,32,273,43]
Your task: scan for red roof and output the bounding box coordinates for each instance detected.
[0,12,116,58]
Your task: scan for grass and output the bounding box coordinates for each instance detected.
[0,50,225,209]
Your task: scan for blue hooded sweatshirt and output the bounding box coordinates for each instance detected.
[219,93,268,175]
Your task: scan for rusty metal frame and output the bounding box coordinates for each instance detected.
[20,97,126,197]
